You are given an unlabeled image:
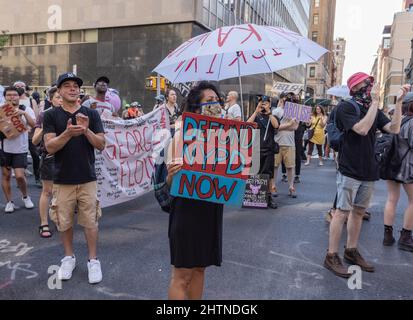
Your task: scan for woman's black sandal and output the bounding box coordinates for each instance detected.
[39,225,52,238]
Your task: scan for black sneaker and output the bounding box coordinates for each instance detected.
[281,175,288,183]
[294,176,301,184]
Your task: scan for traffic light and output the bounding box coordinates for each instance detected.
[145,76,167,91]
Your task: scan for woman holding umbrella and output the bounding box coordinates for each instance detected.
[165,81,224,300]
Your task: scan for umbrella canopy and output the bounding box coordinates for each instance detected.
[327,85,350,98]
[154,24,328,83]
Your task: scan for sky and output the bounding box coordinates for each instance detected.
[334,0,402,85]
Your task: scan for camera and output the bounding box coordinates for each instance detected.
[257,95,271,103]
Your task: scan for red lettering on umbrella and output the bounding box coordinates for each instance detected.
[207,54,219,74]
[218,24,262,47]
[272,49,282,57]
[185,57,198,73]
[168,33,211,59]
[252,49,267,60]
[229,52,247,67]
[174,61,186,73]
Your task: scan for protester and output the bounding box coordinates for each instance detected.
[272,92,299,198]
[305,106,327,166]
[247,95,279,209]
[224,91,242,121]
[32,86,62,238]
[82,76,116,117]
[153,94,166,111]
[122,104,130,119]
[165,81,224,300]
[43,73,105,284]
[324,72,409,278]
[383,92,413,252]
[164,89,181,130]
[1,86,36,213]
[14,81,41,186]
[127,102,142,119]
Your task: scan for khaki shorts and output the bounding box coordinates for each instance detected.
[274,146,296,168]
[49,181,102,232]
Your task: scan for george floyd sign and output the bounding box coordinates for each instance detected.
[0,104,27,139]
[272,82,304,95]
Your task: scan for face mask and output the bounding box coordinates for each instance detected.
[16,87,25,96]
[353,84,373,106]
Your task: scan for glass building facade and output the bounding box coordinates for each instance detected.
[0,0,311,113]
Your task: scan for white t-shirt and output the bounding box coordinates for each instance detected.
[225,104,242,119]
[3,106,36,154]
[19,97,33,111]
[272,107,295,147]
[82,97,115,116]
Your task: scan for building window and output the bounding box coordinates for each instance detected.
[36,33,47,45]
[310,67,316,78]
[55,32,69,44]
[70,30,82,43]
[312,31,318,42]
[313,14,319,25]
[314,0,320,8]
[22,34,35,45]
[50,66,57,83]
[84,30,98,42]
[11,35,21,46]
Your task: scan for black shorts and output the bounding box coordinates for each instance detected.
[40,154,55,181]
[0,151,28,169]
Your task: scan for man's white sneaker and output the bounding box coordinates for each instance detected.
[22,196,34,209]
[58,256,76,281]
[87,259,102,284]
[5,202,15,213]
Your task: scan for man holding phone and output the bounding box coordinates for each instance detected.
[248,95,279,209]
[43,73,106,284]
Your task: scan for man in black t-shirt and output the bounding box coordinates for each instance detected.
[247,96,279,209]
[324,72,410,278]
[43,73,106,285]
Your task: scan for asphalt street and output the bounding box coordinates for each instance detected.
[0,159,412,300]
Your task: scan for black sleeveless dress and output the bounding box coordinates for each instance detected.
[169,197,224,268]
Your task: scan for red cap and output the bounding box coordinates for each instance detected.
[347,72,375,95]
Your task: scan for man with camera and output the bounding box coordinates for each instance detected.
[272,92,300,198]
[247,95,279,209]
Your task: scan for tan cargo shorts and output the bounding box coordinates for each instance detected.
[49,181,102,232]
[274,146,296,169]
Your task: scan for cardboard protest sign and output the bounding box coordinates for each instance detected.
[243,175,270,209]
[272,82,304,95]
[0,104,27,139]
[96,107,170,208]
[170,113,258,207]
[283,102,312,123]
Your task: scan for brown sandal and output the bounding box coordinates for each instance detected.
[39,225,52,238]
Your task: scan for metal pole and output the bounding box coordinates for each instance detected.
[237,51,245,121]
[157,73,161,96]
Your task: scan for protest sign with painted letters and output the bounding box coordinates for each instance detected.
[170,113,258,207]
[272,82,304,95]
[0,104,27,139]
[283,102,312,123]
[96,108,170,208]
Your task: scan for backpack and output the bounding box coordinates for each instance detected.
[326,99,361,152]
[375,116,413,181]
[152,159,174,214]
